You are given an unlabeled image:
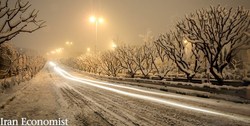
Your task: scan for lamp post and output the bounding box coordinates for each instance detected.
[89,16,104,53]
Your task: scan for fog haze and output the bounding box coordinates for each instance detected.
[11,0,250,53]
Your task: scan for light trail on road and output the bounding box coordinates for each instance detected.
[49,62,250,123]
[56,65,196,101]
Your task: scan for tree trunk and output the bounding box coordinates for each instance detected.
[210,67,224,85]
[159,76,164,80]
[186,74,193,82]
[129,73,135,78]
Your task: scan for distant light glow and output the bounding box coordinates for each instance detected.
[89,16,96,23]
[66,41,73,45]
[87,47,91,52]
[49,61,56,67]
[98,18,104,23]
[56,48,63,53]
[89,16,104,24]
[183,39,188,44]
[111,42,117,49]
[51,51,55,54]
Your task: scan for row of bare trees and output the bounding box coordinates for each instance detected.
[63,5,249,85]
[62,42,187,80]
[0,43,46,80]
[0,0,46,83]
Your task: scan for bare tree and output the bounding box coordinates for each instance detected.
[0,43,20,78]
[152,42,174,79]
[0,43,45,80]
[223,59,242,80]
[176,5,250,84]
[132,44,154,78]
[0,44,16,83]
[155,30,202,81]
[100,51,122,77]
[85,54,102,74]
[75,56,86,71]
[0,0,45,44]
[245,32,250,37]
[116,45,138,78]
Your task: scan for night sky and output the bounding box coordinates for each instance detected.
[10,0,250,53]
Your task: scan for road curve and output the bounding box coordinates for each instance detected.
[49,62,250,126]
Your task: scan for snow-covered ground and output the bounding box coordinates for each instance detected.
[0,63,249,126]
[64,65,250,104]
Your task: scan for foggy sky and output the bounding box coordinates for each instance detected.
[11,0,250,53]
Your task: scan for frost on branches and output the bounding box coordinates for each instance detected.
[0,43,45,80]
[62,5,250,85]
[0,0,45,44]
[116,45,139,78]
[152,42,175,80]
[100,51,122,77]
[155,30,203,81]
[176,5,250,84]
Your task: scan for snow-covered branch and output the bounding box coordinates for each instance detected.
[132,43,154,78]
[116,45,139,78]
[100,51,123,77]
[0,0,45,44]
[155,30,202,81]
[152,42,175,79]
[176,5,250,84]
[0,43,46,79]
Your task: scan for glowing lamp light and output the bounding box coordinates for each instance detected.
[66,41,73,45]
[112,43,117,48]
[183,40,188,44]
[98,18,104,23]
[89,16,96,23]
[87,48,91,52]
[56,48,63,53]
[89,16,104,24]
[51,51,55,54]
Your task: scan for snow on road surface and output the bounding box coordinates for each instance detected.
[0,62,249,126]
[55,66,250,122]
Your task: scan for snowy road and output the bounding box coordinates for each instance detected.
[0,62,250,126]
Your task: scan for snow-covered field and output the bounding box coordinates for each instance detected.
[0,63,250,125]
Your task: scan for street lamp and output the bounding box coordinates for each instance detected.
[89,15,104,53]
[87,47,91,52]
[66,41,73,45]
[111,42,117,50]
[183,40,188,44]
